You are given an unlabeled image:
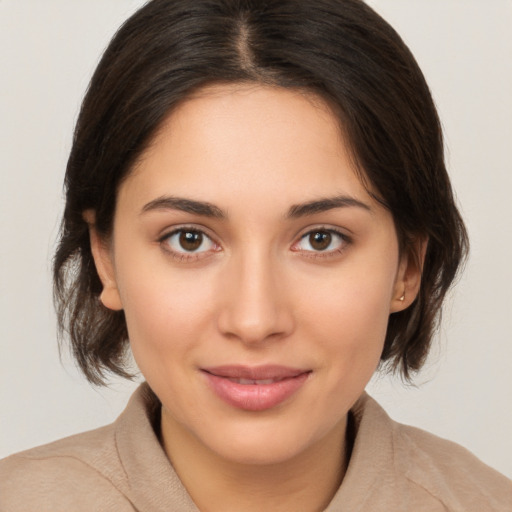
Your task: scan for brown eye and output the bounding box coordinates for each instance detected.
[179,231,203,251]
[164,229,216,254]
[309,231,332,251]
[294,229,347,253]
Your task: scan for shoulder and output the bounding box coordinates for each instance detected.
[391,413,512,511]
[0,425,133,512]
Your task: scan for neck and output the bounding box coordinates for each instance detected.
[160,411,349,512]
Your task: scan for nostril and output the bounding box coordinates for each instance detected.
[217,299,294,345]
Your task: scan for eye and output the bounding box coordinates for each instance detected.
[293,229,348,253]
[161,228,217,256]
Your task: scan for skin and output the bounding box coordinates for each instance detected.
[88,84,422,511]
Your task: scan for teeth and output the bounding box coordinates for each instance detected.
[239,378,256,385]
[231,378,276,385]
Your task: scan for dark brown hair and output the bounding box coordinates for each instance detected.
[54,0,468,385]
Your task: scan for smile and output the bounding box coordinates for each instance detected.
[228,378,279,385]
[201,365,311,412]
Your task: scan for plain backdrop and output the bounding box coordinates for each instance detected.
[1,0,511,478]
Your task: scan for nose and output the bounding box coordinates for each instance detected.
[216,249,294,346]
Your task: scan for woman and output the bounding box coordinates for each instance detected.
[1,0,510,510]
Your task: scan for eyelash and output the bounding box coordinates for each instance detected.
[158,226,351,262]
[158,226,220,262]
[291,227,351,259]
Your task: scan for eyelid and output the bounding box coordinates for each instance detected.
[158,224,221,261]
[291,225,352,256]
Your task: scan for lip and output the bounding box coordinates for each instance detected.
[202,365,311,412]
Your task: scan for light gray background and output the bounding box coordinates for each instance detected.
[1,0,511,478]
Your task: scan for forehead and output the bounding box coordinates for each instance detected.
[123,84,375,212]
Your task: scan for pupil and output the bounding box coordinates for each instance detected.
[179,231,202,251]
[310,231,331,251]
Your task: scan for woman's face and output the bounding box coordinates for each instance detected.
[94,84,415,466]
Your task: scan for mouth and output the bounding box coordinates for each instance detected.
[201,365,311,411]
[226,378,282,385]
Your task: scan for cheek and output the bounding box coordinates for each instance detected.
[114,256,217,370]
[301,262,395,372]
[307,263,393,328]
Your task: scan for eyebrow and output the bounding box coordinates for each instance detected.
[140,194,371,219]
[141,196,225,218]
[287,195,372,218]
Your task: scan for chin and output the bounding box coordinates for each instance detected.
[211,436,308,467]
[199,415,332,467]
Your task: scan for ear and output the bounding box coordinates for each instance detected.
[83,209,123,311]
[390,236,428,313]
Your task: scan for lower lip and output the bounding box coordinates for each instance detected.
[203,372,310,412]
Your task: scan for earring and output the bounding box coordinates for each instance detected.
[399,285,406,302]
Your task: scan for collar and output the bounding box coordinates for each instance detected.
[114,384,405,512]
[115,383,199,512]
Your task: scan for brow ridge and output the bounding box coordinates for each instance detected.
[287,195,371,218]
[141,196,225,218]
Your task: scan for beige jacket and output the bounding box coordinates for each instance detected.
[1,383,511,511]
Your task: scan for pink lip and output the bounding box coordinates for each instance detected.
[202,365,311,412]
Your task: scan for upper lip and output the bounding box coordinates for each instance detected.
[202,365,310,380]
